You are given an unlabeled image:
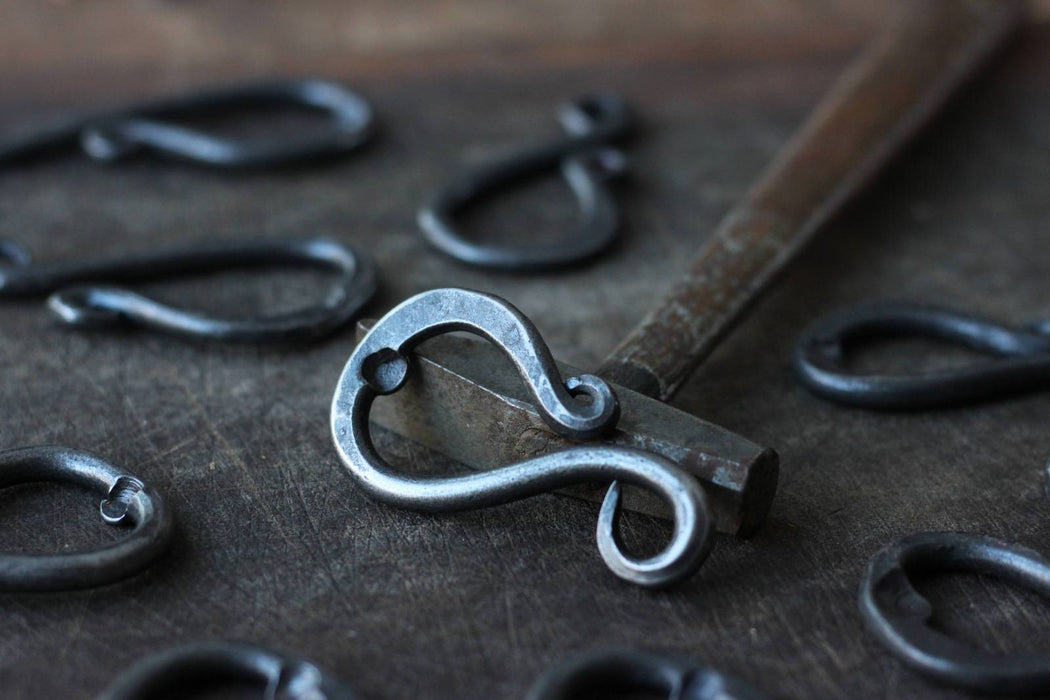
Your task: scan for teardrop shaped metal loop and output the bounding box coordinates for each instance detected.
[418,94,633,271]
[330,288,713,587]
[0,237,376,343]
[794,302,1050,408]
[0,79,374,170]
[859,532,1050,694]
[0,446,172,592]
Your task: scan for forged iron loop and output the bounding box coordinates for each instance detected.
[330,288,713,588]
[97,641,359,700]
[794,302,1050,409]
[0,79,374,169]
[526,648,766,700]
[0,237,376,343]
[418,94,633,271]
[0,446,172,592]
[859,532,1050,695]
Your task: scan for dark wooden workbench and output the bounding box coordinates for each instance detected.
[2,2,1049,698]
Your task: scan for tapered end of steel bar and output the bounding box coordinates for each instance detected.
[357,321,778,537]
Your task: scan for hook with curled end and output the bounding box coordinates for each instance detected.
[859,532,1050,695]
[794,301,1050,409]
[0,79,374,169]
[526,648,767,700]
[330,288,713,588]
[418,95,633,271]
[0,446,172,592]
[97,641,359,700]
[0,237,376,343]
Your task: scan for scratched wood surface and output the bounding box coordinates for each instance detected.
[1,2,1050,698]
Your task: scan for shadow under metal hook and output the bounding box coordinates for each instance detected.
[0,78,375,169]
[330,288,713,588]
[0,237,376,343]
[794,301,1050,409]
[418,94,633,271]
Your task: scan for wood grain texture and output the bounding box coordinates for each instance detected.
[1,2,1049,698]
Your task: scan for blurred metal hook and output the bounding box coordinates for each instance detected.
[794,302,1050,408]
[419,94,633,271]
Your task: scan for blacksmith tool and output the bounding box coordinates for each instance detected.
[363,2,1023,537]
[332,288,712,587]
[794,301,1050,408]
[527,648,765,700]
[0,237,376,343]
[0,446,172,592]
[0,78,373,169]
[97,641,358,700]
[419,94,632,271]
[859,532,1050,695]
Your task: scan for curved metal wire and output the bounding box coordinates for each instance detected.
[330,288,713,588]
[97,641,359,700]
[0,79,374,169]
[418,94,633,271]
[0,237,376,343]
[0,446,172,591]
[859,532,1050,694]
[794,301,1050,408]
[526,648,767,700]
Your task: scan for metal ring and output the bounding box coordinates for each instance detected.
[526,648,766,700]
[418,94,633,271]
[859,532,1050,694]
[97,641,359,700]
[0,79,374,169]
[331,288,713,588]
[0,237,376,343]
[794,302,1050,408]
[0,446,172,592]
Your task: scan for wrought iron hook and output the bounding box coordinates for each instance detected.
[0,237,377,343]
[97,641,359,700]
[526,648,767,700]
[859,532,1050,695]
[418,94,633,271]
[0,446,172,592]
[330,288,713,588]
[0,79,374,169]
[794,302,1050,409]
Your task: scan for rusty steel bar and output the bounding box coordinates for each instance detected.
[598,0,1024,401]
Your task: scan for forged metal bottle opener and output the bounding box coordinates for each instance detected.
[0,237,376,343]
[0,446,172,592]
[363,2,1022,536]
[0,78,374,169]
[526,648,765,700]
[418,94,632,271]
[331,288,712,588]
[97,641,358,700]
[794,302,1050,409]
[859,532,1050,695]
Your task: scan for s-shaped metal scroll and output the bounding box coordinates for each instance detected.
[0,79,373,169]
[859,532,1050,694]
[418,95,632,271]
[794,302,1050,408]
[526,648,766,700]
[0,237,376,343]
[330,288,712,587]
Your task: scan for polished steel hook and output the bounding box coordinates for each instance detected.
[0,79,374,169]
[526,648,767,700]
[0,446,172,592]
[859,532,1050,694]
[330,288,712,588]
[419,95,633,271]
[0,237,376,343]
[98,641,359,700]
[794,302,1050,408]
